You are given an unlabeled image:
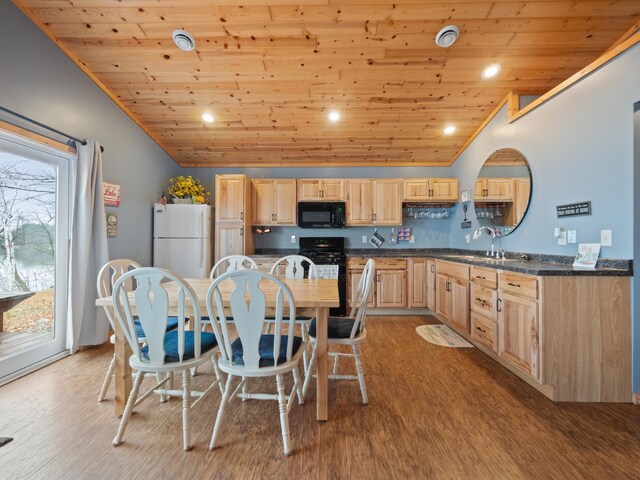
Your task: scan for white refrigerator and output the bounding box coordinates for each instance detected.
[153,203,213,278]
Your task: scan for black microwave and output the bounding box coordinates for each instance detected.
[298,202,346,228]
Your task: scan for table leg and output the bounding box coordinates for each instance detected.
[315,306,328,421]
[114,321,132,416]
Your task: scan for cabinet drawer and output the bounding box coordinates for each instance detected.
[499,271,538,299]
[348,257,406,270]
[471,266,497,289]
[471,312,498,353]
[436,260,470,282]
[470,283,497,321]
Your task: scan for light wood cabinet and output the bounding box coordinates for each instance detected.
[408,259,428,308]
[347,257,407,309]
[346,179,402,226]
[426,259,436,310]
[215,174,253,262]
[376,269,406,308]
[346,180,374,225]
[497,291,540,379]
[215,174,248,224]
[251,179,297,226]
[298,179,345,201]
[435,260,470,333]
[475,178,513,201]
[514,178,531,224]
[403,178,459,202]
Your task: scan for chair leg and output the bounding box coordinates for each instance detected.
[182,370,192,451]
[210,374,235,450]
[301,326,309,372]
[211,357,225,395]
[241,377,248,401]
[292,365,304,405]
[276,374,292,456]
[302,343,318,400]
[353,344,368,405]
[157,372,168,403]
[113,370,144,446]
[98,355,115,402]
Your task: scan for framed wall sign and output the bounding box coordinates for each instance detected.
[556,201,591,218]
[103,182,121,207]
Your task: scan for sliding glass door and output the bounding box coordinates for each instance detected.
[0,130,70,382]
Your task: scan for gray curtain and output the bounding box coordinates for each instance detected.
[66,141,109,353]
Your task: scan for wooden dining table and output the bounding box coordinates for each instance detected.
[96,277,339,421]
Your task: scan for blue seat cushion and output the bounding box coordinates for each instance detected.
[134,316,181,339]
[140,330,218,363]
[308,317,360,339]
[231,334,303,367]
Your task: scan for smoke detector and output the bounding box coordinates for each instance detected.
[172,30,196,51]
[435,25,460,48]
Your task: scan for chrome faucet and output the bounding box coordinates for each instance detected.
[473,226,497,257]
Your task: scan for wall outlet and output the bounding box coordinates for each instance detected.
[557,230,567,246]
[465,234,471,244]
[362,235,368,244]
[290,235,296,244]
[600,229,612,246]
[409,235,415,243]
[567,230,577,244]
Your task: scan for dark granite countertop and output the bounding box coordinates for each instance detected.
[341,248,632,277]
[253,248,631,276]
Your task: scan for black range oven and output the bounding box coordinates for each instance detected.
[299,237,347,317]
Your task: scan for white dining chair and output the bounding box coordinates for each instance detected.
[302,258,375,405]
[111,267,223,451]
[210,255,258,278]
[96,259,142,402]
[269,255,317,370]
[206,269,305,456]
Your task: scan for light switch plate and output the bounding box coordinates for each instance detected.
[362,235,368,244]
[290,235,296,244]
[465,234,471,243]
[567,230,577,244]
[601,229,612,246]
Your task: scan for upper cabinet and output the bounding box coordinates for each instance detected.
[475,178,513,201]
[251,179,297,226]
[346,179,402,226]
[297,179,345,201]
[403,178,459,202]
[215,174,249,224]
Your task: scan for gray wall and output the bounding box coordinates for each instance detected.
[184,166,454,249]
[450,44,640,259]
[0,2,182,266]
[633,103,639,393]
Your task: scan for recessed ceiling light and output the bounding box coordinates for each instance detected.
[435,25,460,48]
[443,125,456,135]
[201,112,215,123]
[172,29,196,51]
[482,63,501,79]
[328,110,341,122]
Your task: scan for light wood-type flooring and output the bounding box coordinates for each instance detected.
[1,316,639,480]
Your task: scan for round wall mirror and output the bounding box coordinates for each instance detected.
[474,148,532,236]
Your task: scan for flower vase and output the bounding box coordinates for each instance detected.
[172,197,192,205]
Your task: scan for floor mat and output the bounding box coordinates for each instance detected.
[416,324,473,348]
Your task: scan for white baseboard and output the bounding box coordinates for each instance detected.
[0,351,70,387]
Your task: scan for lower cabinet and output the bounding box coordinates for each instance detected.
[347,257,410,310]
[215,224,253,261]
[408,258,428,308]
[497,291,540,380]
[426,259,436,310]
[435,260,470,333]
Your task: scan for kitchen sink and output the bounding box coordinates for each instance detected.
[440,254,519,263]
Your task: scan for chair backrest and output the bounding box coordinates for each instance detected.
[206,270,296,371]
[348,259,375,338]
[269,255,316,279]
[97,259,142,330]
[210,255,258,278]
[112,267,201,366]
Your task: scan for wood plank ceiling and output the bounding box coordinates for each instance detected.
[15,1,640,167]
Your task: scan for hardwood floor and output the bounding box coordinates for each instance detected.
[1,316,639,479]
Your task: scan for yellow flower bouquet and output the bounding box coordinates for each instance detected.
[167,175,209,204]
